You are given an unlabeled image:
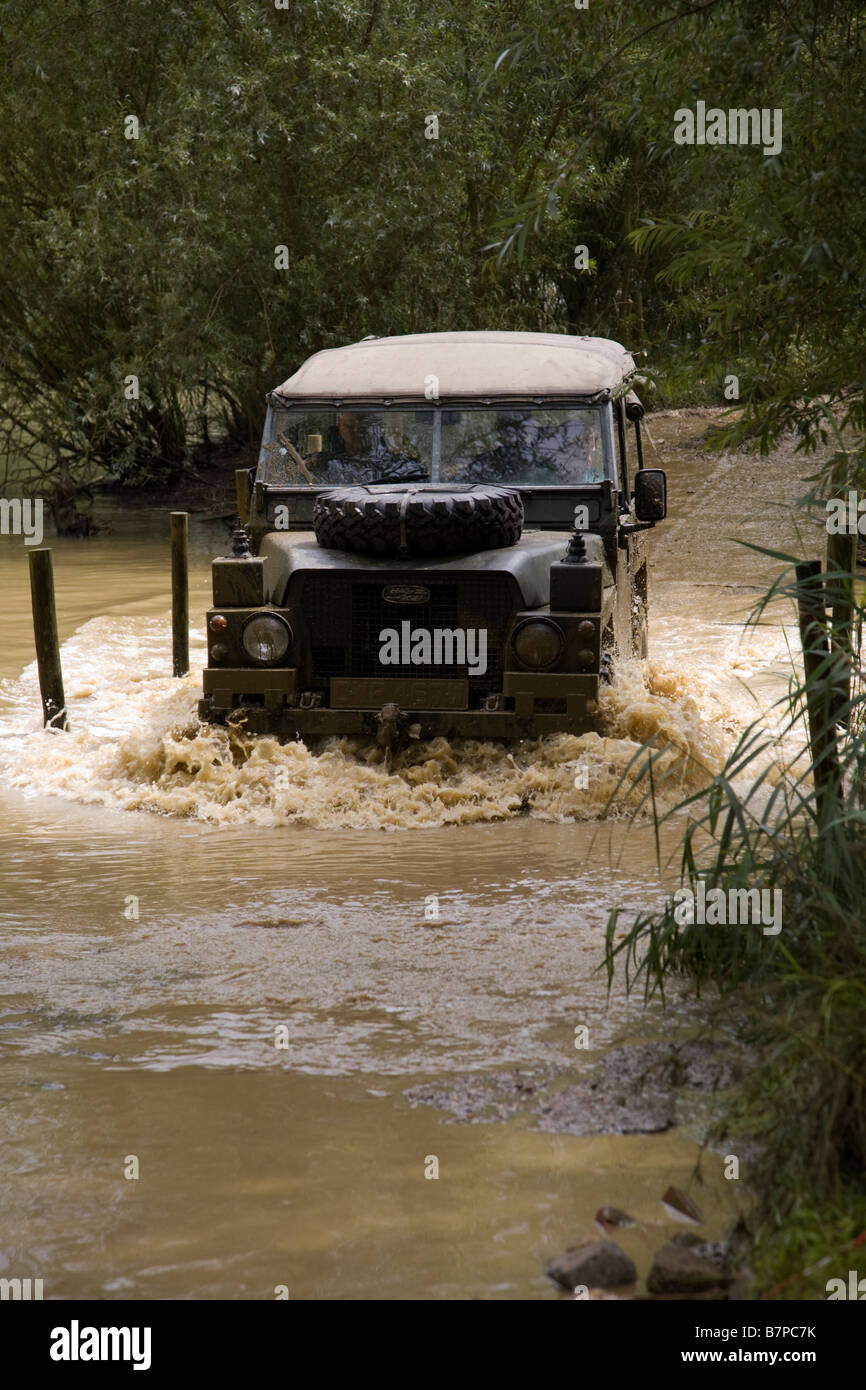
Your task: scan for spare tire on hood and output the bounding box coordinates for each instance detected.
[313,484,524,557]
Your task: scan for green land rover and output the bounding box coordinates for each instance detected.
[198,331,666,750]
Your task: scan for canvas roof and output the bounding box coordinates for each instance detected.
[273,332,636,402]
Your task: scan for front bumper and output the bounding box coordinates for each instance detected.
[198,669,600,741]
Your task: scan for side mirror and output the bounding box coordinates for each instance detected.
[634,468,667,522]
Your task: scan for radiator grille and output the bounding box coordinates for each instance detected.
[300,573,514,692]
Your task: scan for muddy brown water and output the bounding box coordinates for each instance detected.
[0,414,828,1299]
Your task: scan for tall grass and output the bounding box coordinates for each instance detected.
[605,554,866,1245]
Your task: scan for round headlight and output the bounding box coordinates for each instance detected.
[242,614,291,666]
[512,619,564,670]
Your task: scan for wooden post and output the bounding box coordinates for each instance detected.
[171,511,189,677]
[826,531,857,726]
[28,548,68,730]
[795,560,840,814]
[235,468,250,525]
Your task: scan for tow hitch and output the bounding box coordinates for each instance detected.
[376,702,411,758]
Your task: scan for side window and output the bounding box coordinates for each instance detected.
[615,398,630,508]
[256,407,278,481]
[633,418,645,472]
[601,404,619,489]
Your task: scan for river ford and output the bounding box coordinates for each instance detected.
[0,411,826,1298]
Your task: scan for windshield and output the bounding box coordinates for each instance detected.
[257,406,609,487]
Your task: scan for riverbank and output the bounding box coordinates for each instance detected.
[94,444,257,520]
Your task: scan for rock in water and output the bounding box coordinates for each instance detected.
[545,1238,637,1291]
[594,1206,636,1231]
[661,1185,703,1223]
[647,1238,733,1294]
